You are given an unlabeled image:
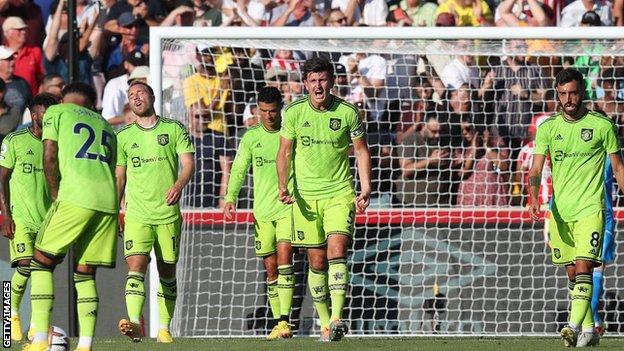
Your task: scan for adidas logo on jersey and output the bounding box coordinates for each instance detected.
[555,134,563,140]
[26,149,34,155]
[255,142,262,148]
[302,121,311,127]
[131,143,139,149]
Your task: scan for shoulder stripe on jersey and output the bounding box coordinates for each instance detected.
[116,123,135,135]
[4,129,29,142]
[333,96,359,115]
[160,118,188,131]
[589,110,616,125]
[284,96,308,112]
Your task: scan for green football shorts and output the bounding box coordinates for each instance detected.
[254,215,291,257]
[291,190,356,248]
[36,201,118,267]
[549,210,603,266]
[9,221,37,266]
[123,217,181,264]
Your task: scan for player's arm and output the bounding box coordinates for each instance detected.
[224,137,252,221]
[276,136,295,204]
[43,140,60,201]
[609,151,624,193]
[0,166,14,238]
[166,152,194,206]
[115,166,126,208]
[218,154,232,209]
[528,154,546,220]
[353,137,371,213]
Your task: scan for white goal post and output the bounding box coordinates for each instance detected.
[147,26,624,337]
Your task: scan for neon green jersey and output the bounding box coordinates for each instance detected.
[42,103,117,213]
[534,110,620,221]
[0,129,51,228]
[280,95,365,199]
[117,118,195,224]
[225,123,291,221]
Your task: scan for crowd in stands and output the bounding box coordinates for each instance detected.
[1,0,624,209]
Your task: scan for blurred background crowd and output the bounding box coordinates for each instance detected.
[1,0,624,209]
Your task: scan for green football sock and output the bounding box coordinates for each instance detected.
[568,279,575,299]
[158,277,177,330]
[277,265,294,320]
[125,271,145,324]
[570,273,592,328]
[308,268,330,329]
[267,279,280,320]
[328,258,348,321]
[10,266,30,315]
[29,261,54,343]
[75,273,98,338]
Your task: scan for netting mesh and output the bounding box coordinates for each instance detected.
[157,37,624,336]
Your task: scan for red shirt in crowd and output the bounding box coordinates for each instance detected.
[13,45,44,95]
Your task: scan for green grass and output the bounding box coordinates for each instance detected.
[8,337,624,351]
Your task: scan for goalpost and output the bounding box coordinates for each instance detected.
[148,26,624,337]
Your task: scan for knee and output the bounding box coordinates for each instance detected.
[126,255,149,273]
[75,264,96,275]
[308,254,327,271]
[156,261,176,279]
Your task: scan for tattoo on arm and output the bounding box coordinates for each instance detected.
[529,176,540,186]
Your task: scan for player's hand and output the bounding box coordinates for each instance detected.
[1,216,15,239]
[528,201,541,221]
[356,189,370,213]
[165,184,183,206]
[278,187,295,204]
[223,202,236,221]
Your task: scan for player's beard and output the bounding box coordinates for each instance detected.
[558,100,580,117]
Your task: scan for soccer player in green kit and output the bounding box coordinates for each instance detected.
[116,81,195,343]
[277,57,371,342]
[529,68,624,347]
[25,82,117,351]
[0,94,57,342]
[224,86,295,340]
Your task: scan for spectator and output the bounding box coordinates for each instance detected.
[361,0,389,25]
[490,39,546,150]
[398,0,438,26]
[0,0,44,46]
[38,73,64,98]
[332,62,351,99]
[386,7,412,26]
[395,75,435,144]
[449,118,481,204]
[395,115,452,206]
[127,65,148,83]
[101,50,147,124]
[438,43,480,92]
[185,107,235,209]
[270,0,324,26]
[435,0,493,26]
[457,129,510,206]
[103,12,148,78]
[228,47,264,127]
[194,0,223,26]
[3,16,43,95]
[183,44,230,134]
[44,0,97,84]
[0,77,22,139]
[496,0,551,26]
[323,5,359,26]
[560,0,613,26]
[266,49,298,72]
[160,0,195,26]
[0,46,31,115]
[104,0,164,41]
[572,11,604,100]
[513,114,552,206]
[437,83,483,147]
[43,0,99,44]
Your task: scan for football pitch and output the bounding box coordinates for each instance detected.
[8,337,624,351]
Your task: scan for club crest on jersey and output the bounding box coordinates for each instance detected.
[553,248,561,259]
[329,118,341,131]
[580,128,593,142]
[16,243,25,253]
[125,240,133,250]
[157,134,169,146]
[297,230,305,240]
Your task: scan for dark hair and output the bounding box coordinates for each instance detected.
[128,80,155,97]
[555,68,585,91]
[31,93,59,110]
[257,86,282,106]
[61,82,97,107]
[42,73,64,85]
[0,78,5,92]
[302,57,334,81]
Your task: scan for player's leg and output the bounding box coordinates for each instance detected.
[74,210,118,351]
[275,215,294,337]
[28,201,91,350]
[549,214,578,346]
[8,222,36,341]
[152,218,182,343]
[119,219,154,341]
[291,196,330,340]
[592,214,615,336]
[570,211,604,347]
[254,219,281,336]
[323,190,356,341]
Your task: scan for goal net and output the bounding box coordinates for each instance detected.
[149,27,624,337]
